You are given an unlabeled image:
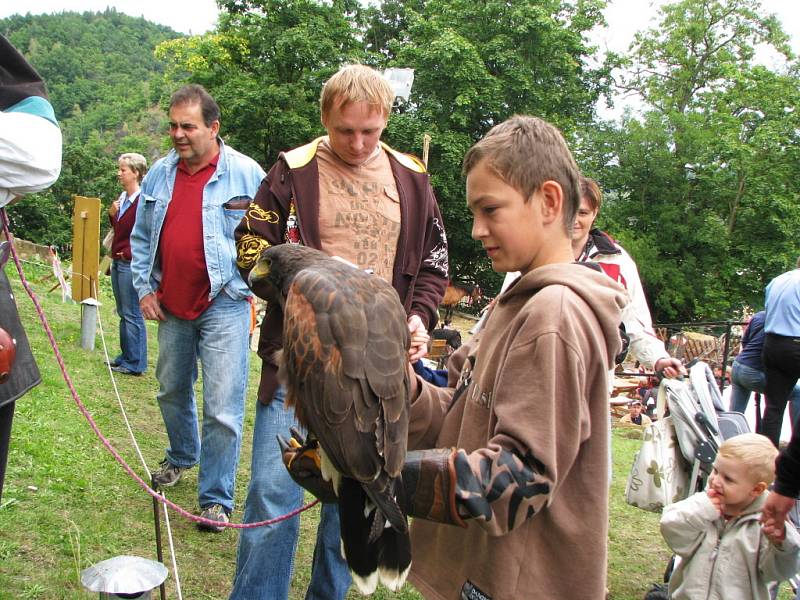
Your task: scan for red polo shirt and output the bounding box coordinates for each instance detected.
[156,155,218,319]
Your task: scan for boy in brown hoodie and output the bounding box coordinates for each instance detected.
[282,115,626,599]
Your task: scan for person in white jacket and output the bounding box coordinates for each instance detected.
[475,176,684,378]
[661,433,800,600]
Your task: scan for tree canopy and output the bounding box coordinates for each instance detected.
[582,0,800,320]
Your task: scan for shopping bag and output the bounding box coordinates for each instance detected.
[625,383,690,512]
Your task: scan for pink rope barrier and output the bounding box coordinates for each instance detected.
[0,210,319,528]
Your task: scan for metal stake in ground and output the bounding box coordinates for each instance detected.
[151,475,167,600]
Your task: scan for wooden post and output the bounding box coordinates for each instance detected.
[71,196,101,302]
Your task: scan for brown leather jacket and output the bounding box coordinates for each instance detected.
[235,138,449,404]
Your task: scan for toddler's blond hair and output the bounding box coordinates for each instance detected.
[717,433,777,485]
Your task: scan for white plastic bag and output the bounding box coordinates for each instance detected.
[625,383,690,512]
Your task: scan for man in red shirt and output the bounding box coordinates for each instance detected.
[130,85,265,531]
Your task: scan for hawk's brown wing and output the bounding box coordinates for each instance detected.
[282,259,410,482]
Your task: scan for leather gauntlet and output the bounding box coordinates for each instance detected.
[399,448,466,527]
[278,430,466,527]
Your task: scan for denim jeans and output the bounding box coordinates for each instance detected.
[730,360,800,431]
[110,260,147,373]
[155,291,249,512]
[230,388,351,600]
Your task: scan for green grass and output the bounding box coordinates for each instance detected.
[0,260,794,599]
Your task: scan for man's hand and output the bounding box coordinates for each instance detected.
[139,293,166,321]
[761,490,795,544]
[407,314,429,363]
[277,428,336,503]
[654,357,686,379]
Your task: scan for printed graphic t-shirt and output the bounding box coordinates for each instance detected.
[316,140,400,283]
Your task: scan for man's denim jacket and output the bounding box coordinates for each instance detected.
[130,139,266,304]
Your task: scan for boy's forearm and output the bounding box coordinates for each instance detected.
[407,370,451,451]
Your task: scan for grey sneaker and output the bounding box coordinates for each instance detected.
[198,504,230,533]
[151,459,189,488]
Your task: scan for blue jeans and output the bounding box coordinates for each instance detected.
[230,389,351,600]
[729,361,800,427]
[156,291,249,512]
[110,260,147,372]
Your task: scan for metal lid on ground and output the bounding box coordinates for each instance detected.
[80,555,167,594]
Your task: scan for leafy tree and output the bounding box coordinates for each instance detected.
[367,0,613,289]
[584,0,800,321]
[156,0,367,167]
[155,0,612,292]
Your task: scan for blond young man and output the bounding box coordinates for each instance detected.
[661,433,800,600]
[232,64,448,600]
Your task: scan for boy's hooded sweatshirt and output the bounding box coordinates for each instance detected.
[662,491,800,600]
[407,262,626,600]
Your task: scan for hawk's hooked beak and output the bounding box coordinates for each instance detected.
[248,258,271,287]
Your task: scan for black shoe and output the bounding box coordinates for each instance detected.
[105,359,121,367]
[110,365,141,376]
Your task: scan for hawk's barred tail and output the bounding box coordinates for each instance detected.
[339,477,411,594]
[363,475,408,539]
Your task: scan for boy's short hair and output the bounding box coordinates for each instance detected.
[718,433,778,485]
[462,115,581,230]
[320,64,394,121]
[118,152,148,183]
[169,84,220,126]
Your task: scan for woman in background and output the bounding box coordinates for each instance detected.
[107,153,148,376]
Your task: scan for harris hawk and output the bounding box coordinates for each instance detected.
[248,244,412,594]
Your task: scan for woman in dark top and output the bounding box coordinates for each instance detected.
[107,153,148,375]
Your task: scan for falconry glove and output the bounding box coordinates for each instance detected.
[279,430,465,527]
[277,428,337,504]
[400,448,466,527]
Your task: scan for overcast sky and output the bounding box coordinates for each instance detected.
[1,0,798,49]
[1,0,797,118]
